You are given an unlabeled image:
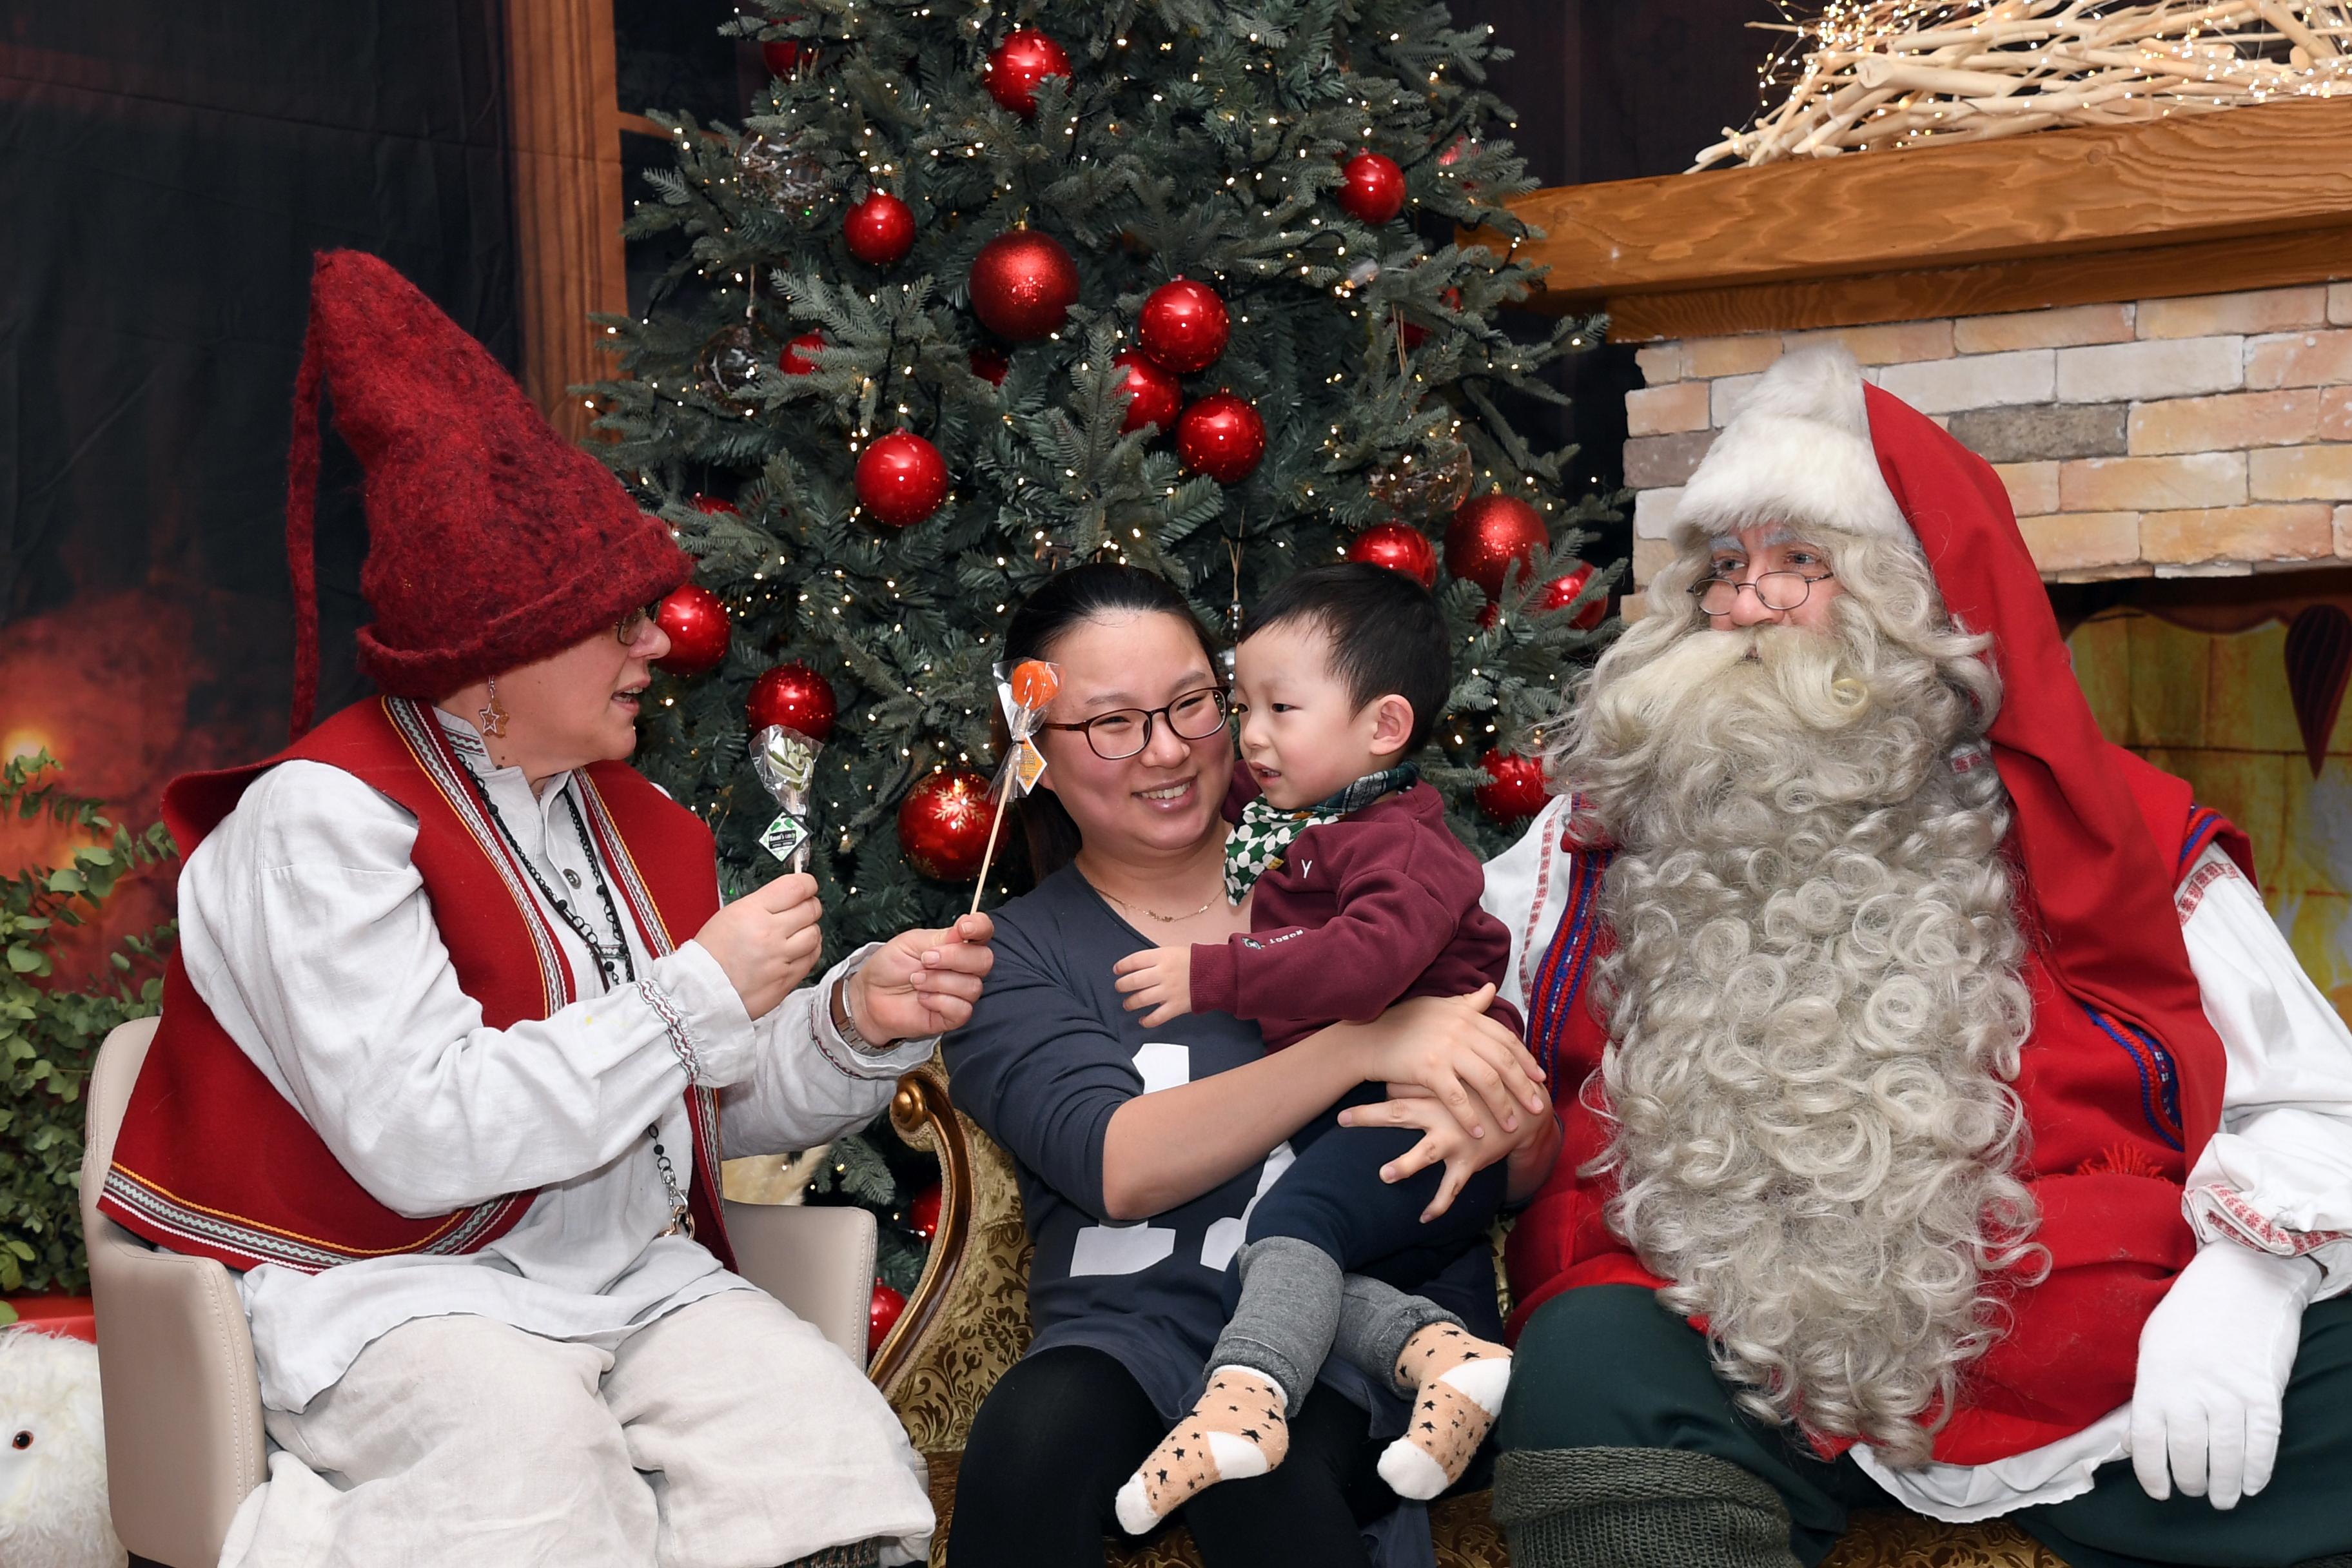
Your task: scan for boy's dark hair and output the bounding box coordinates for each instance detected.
[1248,562,1451,755]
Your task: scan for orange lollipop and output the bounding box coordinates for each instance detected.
[1010,660,1061,712]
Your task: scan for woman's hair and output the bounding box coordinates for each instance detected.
[1001,563,1221,880]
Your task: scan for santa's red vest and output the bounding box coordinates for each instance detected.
[1505,754,2248,1467]
[100,697,738,1275]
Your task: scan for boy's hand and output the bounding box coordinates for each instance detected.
[1113,946,1194,1028]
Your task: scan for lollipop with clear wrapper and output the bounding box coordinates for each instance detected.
[752,723,823,872]
[968,658,1061,913]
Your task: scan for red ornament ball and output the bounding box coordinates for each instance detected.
[1138,278,1230,374]
[761,37,807,77]
[1347,523,1439,589]
[650,585,730,677]
[897,770,996,881]
[910,1182,943,1241]
[1538,562,1609,632]
[1445,493,1551,598]
[1338,151,1407,224]
[746,662,837,743]
[1476,750,1550,823]
[1113,348,1182,433]
[869,1280,906,1355]
[689,494,740,515]
[970,347,1010,386]
[1175,393,1267,485]
[843,191,916,266]
[855,431,950,527]
[970,229,1080,342]
[779,333,824,375]
[985,27,1072,118]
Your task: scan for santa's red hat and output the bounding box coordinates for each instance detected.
[1676,345,2232,1159]
[284,250,692,734]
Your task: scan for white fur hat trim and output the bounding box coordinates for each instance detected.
[1671,344,1908,545]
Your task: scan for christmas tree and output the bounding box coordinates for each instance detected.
[591,0,1616,1298]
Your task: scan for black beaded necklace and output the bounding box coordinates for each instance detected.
[467,770,638,991]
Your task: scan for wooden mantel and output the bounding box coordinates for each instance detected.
[1496,97,2352,342]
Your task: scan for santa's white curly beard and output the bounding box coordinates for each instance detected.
[1549,532,2041,1465]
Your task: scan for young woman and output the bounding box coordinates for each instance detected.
[942,565,1558,1568]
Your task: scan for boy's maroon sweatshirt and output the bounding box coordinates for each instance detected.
[1190,761,1522,1050]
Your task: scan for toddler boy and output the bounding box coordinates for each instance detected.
[1110,562,1522,1531]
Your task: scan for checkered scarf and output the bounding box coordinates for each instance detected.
[1223,764,1417,903]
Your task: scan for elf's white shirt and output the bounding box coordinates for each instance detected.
[1482,795,2352,1522]
[176,707,934,1414]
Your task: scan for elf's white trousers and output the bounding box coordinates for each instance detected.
[217,1288,931,1568]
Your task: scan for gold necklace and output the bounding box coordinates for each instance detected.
[1095,884,1220,926]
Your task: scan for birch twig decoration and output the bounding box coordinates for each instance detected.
[1694,0,2352,170]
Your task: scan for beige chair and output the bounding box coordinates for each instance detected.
[80,1015,883,1568]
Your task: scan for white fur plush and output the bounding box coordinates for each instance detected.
[1673,344,1909,545]
[0,1329,126,1568]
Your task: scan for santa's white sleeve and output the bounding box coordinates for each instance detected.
[1480,793,1573,1020]
[177,761,767,1219]
[719,943,936,1157]
[2177,844,2352,1297]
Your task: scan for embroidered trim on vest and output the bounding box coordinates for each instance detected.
[1527,849,1610,1082]
[2179,805,2224,871]
[99,1166,533,1274]
[2081,1004,2185,1152]
[386,698,571,1015]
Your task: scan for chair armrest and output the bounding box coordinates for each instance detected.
[722,1200,877,1365]
[87,1213,266,1568]
[867,1066,972,1390]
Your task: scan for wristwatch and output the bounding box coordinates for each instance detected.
[830,970,898,1055]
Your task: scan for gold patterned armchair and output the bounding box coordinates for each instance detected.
[867,1064,2067,1568]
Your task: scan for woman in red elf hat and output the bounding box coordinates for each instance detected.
[1472,347,2352,1568]
[99,251,986,1568]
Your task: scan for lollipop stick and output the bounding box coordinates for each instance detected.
[968,772,1014,917]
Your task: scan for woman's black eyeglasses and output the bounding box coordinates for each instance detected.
[1038,687,1230,761]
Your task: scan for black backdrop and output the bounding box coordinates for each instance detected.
[1,1,1768,856]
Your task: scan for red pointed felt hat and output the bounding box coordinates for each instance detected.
[284,250,692,733]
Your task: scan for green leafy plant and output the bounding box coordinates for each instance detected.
[1,754,175,1295]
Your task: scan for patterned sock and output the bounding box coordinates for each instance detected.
[1377,1322,1513,1500]
[1113,1365,1291,1534]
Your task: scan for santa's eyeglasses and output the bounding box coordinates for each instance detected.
[1690,570,1836,616]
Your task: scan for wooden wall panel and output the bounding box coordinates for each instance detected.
[505,0,624,442]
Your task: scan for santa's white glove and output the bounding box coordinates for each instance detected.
[2128,1242,2320,1509]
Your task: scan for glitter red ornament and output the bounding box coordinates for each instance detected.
[970,228,1080,341]
[1175,393,1266,485]
[1445,493,1550,597]
[985,27,1072,118]
[1347,523,1439,589]
[868,1280,906,1354]
[970,347,1010,386]
[779,333,824,375]
[1138,278,1230,374]
[1113,348,1182,433]
[650,585,730,676]
[1338,151,1407,224]
[897,770,995,881]
[1475,750,1549,822]
[1476,563,1609,632]
[843,191,916,266]
[746,662,837,743]
[855,430,950,527]
[910,1182,942,1241]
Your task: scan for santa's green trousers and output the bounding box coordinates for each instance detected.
[1492,1284,2352,1568]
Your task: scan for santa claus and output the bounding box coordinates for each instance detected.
[1480,347,2352,1568]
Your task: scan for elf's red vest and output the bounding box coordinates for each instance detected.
[1504,755,2248,1467]
[100,697,737,1275]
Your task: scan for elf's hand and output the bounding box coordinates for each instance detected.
[1113,946,1194,1028]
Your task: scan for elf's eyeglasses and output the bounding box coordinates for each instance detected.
[616,603,662,647]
